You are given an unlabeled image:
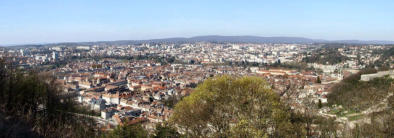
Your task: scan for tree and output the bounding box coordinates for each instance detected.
[0,60,98,137]
[318,99,323,109]
[153,123,181,138]
[106,124,148,138]
[316,76,321,83]
[315,117,338,137]
[170,75,304,137]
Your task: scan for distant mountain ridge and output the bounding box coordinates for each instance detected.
[3,35,394,47]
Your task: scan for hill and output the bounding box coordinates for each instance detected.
[5,35,394,47]
[328,69,393,111]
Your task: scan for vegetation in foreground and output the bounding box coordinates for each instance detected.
[1,59,393,137]
[0,60,99,137]
[170,76,305,137]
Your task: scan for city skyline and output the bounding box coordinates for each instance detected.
[1,0,394,45]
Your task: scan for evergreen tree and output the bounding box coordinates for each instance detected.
[316,76,321,83]
[318,99,323,109]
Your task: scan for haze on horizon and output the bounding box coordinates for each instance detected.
[1,0,394,45]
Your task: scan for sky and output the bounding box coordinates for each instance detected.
[0,0,394,45]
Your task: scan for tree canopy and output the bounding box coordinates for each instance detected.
[0,60,98,137]
[302,47,348,65]
[170,75,303,137]
[105,124,148,138]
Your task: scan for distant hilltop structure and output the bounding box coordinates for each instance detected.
[360,70,394,81]
[76,46,91,50]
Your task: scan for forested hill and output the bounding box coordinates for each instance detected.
[327,69,394,137]
[302,47,349,65]
[328,69,393,111]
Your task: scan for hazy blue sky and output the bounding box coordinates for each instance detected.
[1,0,393,45]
